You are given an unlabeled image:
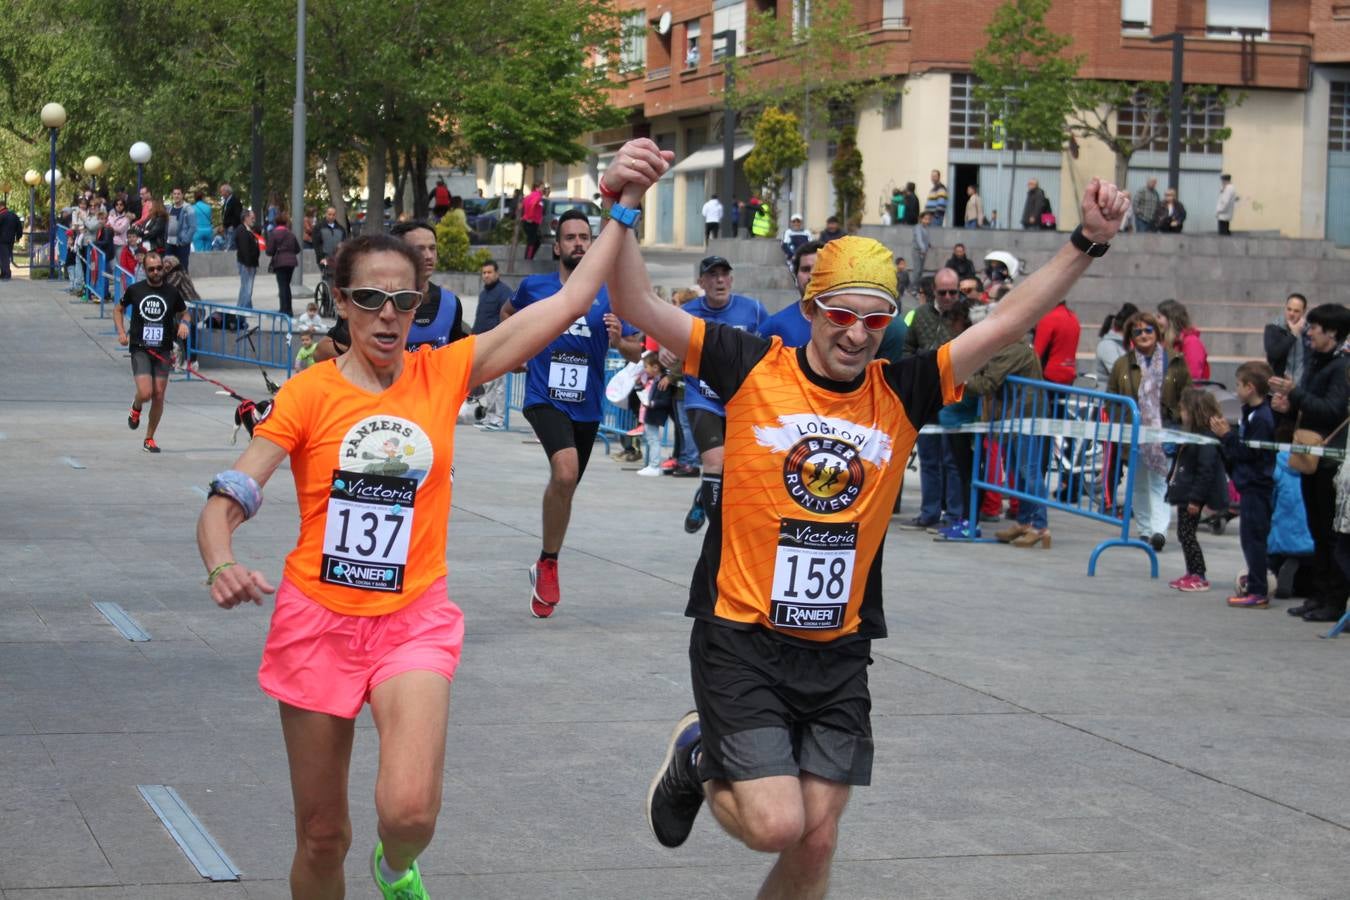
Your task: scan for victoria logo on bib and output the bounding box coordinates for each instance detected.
[321,415,434,592]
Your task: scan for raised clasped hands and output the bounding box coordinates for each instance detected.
[1080,177,1131,244]
[600,138,675,207]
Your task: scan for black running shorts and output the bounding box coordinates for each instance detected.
[687,409,725,455]
[523,404,601,480]
[688,619,874,786]
[130,347,171,379]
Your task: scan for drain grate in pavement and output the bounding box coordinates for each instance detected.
[137,785,241,882]
[92,602,152,642]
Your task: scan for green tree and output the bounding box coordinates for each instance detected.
[970,0,1081,224]
[730,0,890,220]
[829,126,864,231]
[457,0,622,263]
[743,107,807,235]
[1067,81,1241,187]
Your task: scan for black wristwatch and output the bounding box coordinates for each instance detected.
[1070,225,1109,257]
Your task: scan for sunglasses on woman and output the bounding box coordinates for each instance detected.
[343,286,424,312]
[814,298,897,331]
[1131,326,1156,336]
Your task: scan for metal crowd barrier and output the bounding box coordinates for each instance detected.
[956,374,1158,577]
[80,245,109,311]
[501,349,672,453]
[186,301,294,382]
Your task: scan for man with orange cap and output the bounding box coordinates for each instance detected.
[605,173,1130,897]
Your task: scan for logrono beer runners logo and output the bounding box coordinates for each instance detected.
[755,414,892,514]
[340,415,434,482]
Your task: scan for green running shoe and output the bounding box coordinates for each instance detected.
[371,841,429,900]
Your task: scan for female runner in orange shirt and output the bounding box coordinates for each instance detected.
[196,140,671,899]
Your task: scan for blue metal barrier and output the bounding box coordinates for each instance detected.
[186,301,293,382]
[501,350,672,454]
[82,245,108,310]
[962,374,1158,577]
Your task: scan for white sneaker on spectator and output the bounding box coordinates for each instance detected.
[636,465,662,477]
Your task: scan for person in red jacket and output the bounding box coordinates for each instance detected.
[1034,300,1081,385]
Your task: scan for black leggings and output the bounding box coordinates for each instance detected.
[274,266,295,316]
[1176,506,1206,578]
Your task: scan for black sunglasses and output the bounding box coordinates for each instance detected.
[343,286,423,312]
[935,288,960,297]
[1131,326,1156,336]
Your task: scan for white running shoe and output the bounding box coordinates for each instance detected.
[636,465,662,477]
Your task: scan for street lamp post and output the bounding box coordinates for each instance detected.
[130,142,152,195]
[41,102,66,279]
[713,29,737,239]
[84,156,105,195]
[290,0,307,293]
[24,169,40,237]
[1149,32,1185,192]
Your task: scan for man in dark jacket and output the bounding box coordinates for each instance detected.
[1270,303,1350,622]
[219,183,243,250]
[901,182,920,226]
[1021,179,1050,229]
[314,207,346,281]
[234,209,260,308]
[901,268,959,528]
[944,243,977,281]
[0,201,23,279]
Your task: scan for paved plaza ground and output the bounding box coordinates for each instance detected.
[2,274,1349,899]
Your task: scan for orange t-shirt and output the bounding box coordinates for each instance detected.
[254,338,475,616]
[685,319,961,644]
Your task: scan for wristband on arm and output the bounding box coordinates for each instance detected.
[208,469,263,520]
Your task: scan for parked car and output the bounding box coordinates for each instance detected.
[466,196,516,243]
[540,197,603,242]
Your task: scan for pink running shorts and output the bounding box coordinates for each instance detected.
[258,576,464,719]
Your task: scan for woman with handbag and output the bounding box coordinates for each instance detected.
[1270,303,1350,623]
[266,211,302,317]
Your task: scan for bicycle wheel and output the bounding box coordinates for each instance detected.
[314,279,334,318]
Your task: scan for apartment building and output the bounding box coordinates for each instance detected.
[545,0,1350,247]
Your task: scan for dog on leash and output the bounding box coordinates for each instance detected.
[232,398,274,443]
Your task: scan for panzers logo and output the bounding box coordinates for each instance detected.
[783,436,865,513]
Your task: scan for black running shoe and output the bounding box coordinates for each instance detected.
[683,488,705,534]
[128,407,141,430]
[646,711,704,848]
[142,438,161,454]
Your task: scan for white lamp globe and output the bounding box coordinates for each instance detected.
[83,155,105,175]
[45,169,62,187]
[40,103,67,129]
[24,169,41,187]
[129,142,152,165]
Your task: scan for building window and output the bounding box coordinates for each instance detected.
[792,0,811,37]
[620,10,646,73]
[882,91,903,130]
[948,73,1058,151]
[1331,82,1350,152]
[881,0,904,27]
[712,0,746,57]
[1117,94,1226,154]
[1121,0,1150,31]
[1205,0,1269,34]
[685,21,701,69]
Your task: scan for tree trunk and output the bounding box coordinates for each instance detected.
[324,149,348,230]
[411,145,430,221]
[1114,153,1130,191]
[366,132,388,234]
[389,144,404,217]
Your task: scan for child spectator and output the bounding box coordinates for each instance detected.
[295,331,317,371]
[635,351,672,476]
[294,301,324,334]
[1166,388,1230,592]
[1211,361,1278,607]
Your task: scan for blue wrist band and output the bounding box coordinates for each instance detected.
[208,470,263,520]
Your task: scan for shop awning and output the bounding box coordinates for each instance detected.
[670,141,754,174]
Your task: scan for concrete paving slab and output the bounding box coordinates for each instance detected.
[3,274,1350,897]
